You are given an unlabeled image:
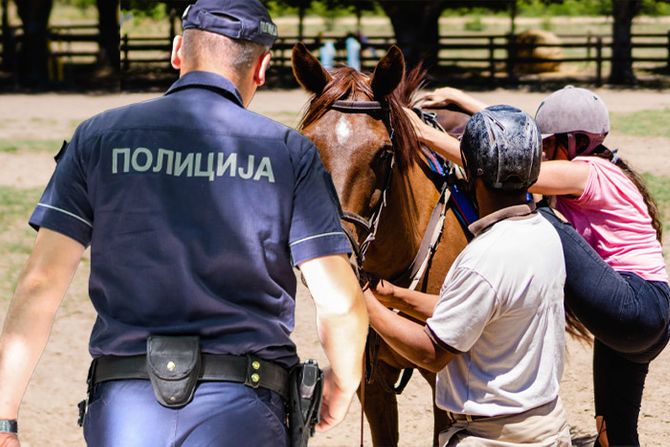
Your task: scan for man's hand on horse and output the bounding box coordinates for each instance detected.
[0,433,19,447]
[362,278,398,311]
[420,87,487,116]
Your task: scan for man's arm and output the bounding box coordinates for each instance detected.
[0,229,84,443]
[364,290,454,374]
[298,254,368,432]
[370,279,438,322]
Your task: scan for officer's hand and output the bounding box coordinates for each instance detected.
[0,433,20,447]
[316,368,354,432]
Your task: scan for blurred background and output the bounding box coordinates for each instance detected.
[1,0,670,91]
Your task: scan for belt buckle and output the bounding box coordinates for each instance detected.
[244,355,262,389]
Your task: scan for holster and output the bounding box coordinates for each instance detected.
[288,360,323,447]
[146,335,201,408]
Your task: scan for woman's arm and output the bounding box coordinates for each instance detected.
[420,87,488,115]
[530,160,591,197]
[404,108,463,165]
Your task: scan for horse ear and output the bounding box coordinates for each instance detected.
[292,42,332,94]
[371,45,405,99]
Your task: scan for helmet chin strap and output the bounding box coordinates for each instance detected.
[567,132,607,160]
[567,133,578,160]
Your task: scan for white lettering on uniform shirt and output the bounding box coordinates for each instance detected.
[111,148,275,183]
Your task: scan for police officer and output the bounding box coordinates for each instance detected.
[0,1,368,445]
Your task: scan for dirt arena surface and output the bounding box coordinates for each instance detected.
[0,88,669,446]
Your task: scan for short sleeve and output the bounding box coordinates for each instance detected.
[426,267,497,353]
[29,129,93,247]
[288,137,351,266]
[561,157,601,207]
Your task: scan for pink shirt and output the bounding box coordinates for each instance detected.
[556,156,668,283]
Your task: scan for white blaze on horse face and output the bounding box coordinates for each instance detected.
[336,116,353,146]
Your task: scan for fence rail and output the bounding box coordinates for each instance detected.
[2,25,670,86]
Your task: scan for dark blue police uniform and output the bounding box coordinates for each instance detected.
[29,6,350,441]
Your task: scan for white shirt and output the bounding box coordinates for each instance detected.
[426,208,566,417]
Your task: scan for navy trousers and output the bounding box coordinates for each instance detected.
[83,380,288,447]
[539,207,670,446]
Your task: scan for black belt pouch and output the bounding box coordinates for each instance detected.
[146,335,201,408]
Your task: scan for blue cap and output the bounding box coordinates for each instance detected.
[182,0,278,48]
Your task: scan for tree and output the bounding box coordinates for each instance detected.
[271,0,514,69]
[609,0,641,84]
[14,0,53,86]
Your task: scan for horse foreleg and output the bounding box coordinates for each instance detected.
[418,368,449,447]
[358,361,401,447]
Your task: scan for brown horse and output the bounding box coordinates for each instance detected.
[292,43,470,446]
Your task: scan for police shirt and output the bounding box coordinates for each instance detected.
[29,71,351,368]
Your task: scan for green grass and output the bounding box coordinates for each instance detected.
[0,187,42,232]
[0,139,63,154]
[644,173,670,235]
[611,109,670,140]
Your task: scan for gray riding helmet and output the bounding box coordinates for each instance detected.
[535,86,610,159]
[460,105,542,191]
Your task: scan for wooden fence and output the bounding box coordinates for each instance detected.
[119,31,670,86]
[2,24,670,86]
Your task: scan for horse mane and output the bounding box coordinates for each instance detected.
[299,65,424,172]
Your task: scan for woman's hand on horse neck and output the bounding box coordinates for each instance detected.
[370,280,438,321]
[403,108,463,166]
[420,87,488,116]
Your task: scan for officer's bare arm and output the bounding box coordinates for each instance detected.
[0,229,85,419]
[299,254,368,430]
[364,289,454,374]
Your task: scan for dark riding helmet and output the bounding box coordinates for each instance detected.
[460,105,542,191]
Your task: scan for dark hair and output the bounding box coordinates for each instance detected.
[593,146,663,242]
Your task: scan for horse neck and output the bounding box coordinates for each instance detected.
[363,158,441,278]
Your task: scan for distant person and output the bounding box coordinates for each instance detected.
[320,40,336,70]
[345,32,361,71]
[0,1,368,446]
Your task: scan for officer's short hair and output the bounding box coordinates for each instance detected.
[182,29,268,75]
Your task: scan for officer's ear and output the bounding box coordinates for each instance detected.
[171,35,184,70]
[253,51,272,87]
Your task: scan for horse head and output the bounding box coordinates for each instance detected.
[292,43,421,263]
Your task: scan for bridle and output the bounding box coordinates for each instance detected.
[329,99,396,275]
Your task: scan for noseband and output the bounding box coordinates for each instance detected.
[330,99,396,273]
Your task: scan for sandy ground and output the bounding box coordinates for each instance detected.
[0,89,669,446]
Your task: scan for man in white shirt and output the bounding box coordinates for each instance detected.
[365,105,571,446]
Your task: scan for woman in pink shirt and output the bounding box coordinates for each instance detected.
[407,86,669,447]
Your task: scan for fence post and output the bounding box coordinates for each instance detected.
[122,33,129,72]
[596,36,603,87]
[667,30,670,69]
[586,31,592,61]
[506,32,516,82]
[488,36,495,81]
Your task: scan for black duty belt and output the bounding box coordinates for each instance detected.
[91,354,290,401]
